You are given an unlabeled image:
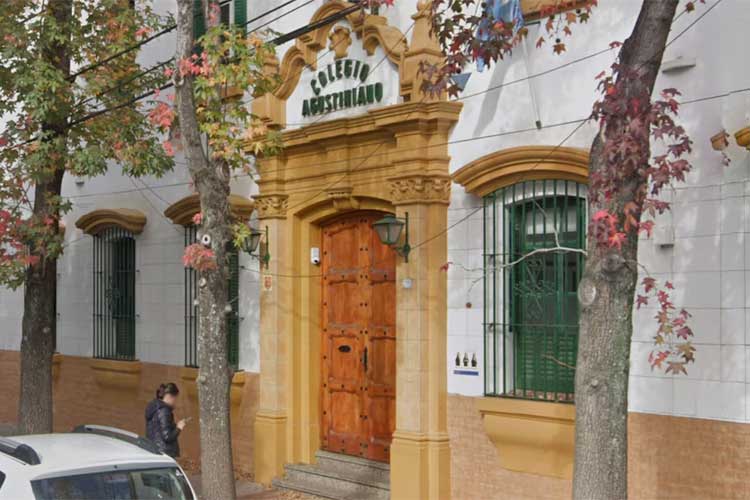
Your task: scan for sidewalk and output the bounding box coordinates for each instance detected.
[0,423,16,436]
[188,475,322,500]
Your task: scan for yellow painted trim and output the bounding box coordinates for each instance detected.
[254,410,287,484]
[178,367,246,407]
[274,1,408,102]
[252,0,428,128]
[452,145,589,197]
[75,209,147,236]
[251,5,458,492]
[476,397,575,478]
[231,370,246,407]
[52,353,62,383]
[90,358,142,391]
[390,430,451,499]
[179,366,199,402]
[252,101,461,490]
[163,193,254,226]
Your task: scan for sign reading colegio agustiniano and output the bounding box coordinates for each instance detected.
[302,58,384,117]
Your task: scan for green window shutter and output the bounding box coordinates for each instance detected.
[484,180,585,401]
[226,245,240,368]
[234,0,247,32]
[193,0,206,40]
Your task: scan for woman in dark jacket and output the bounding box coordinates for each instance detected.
[145,383,187,458]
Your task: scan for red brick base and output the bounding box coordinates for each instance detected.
[3,350,750,498]
[448,393,750,499]
[0,351,258,474]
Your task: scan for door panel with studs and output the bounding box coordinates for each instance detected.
[321,213,396,463]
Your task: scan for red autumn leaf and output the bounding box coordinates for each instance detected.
[650,350,669,370]
[592,210,611,221]
[608,232,626,249]
[666,361,688,375]
[636,295,649,309]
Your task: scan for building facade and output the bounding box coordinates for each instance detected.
[2,0,750,498]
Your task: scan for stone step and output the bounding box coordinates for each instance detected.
[273,455,390,500]
[314,450,390,485]
[272,478,350,500]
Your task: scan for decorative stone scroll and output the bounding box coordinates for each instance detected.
[253,194,289,220]
[389,174,451,205]
[326,186,360,212]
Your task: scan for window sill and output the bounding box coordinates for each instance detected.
[476,396,575,478]
[90,358,142,391]
[179,367,245,407]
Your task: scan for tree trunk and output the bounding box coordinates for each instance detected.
[18,175,64,434]
[572,1,679,499]
[174,1,236,498]
[17,0,72,435]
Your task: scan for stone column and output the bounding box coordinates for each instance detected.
[253,193,290,484]
[388,175,452,500]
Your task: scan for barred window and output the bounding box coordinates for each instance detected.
[484,180,586,402]
[93,227,137,360]
[184,225,240,368]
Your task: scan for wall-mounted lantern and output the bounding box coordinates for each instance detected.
[240,226,270,268]
[373,212,410,262]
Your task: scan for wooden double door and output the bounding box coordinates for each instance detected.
[321,213,396,463]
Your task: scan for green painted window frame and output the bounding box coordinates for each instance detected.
[93,227,137,361]
[184,225,240,368]
[483,180,586,402]
[194,0,247,40]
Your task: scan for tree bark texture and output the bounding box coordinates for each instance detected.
[18,0,72,435]
[174,1,236,498]
[572,1,679,499]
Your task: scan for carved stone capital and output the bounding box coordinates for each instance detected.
[389,174,451,205]
[253,194,289,219]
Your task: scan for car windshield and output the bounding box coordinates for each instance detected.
[31,466,193,500]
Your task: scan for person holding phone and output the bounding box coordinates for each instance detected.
[145,383,188,458]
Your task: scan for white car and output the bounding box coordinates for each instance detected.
[0,425,197,499]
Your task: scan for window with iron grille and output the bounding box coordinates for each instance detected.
[184,225,240,368]
[484,180,586,402]
[93,227,137,360]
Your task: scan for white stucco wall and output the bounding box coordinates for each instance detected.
[442,0,750,423]
[1,0,749,423]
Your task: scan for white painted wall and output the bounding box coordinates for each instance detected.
[1,0,749,423]
[0,0,261,372]
[442,0,750,424]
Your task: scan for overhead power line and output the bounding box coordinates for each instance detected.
[1,0,359,152]
[63,1,363,130]
[62,83,750,200]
